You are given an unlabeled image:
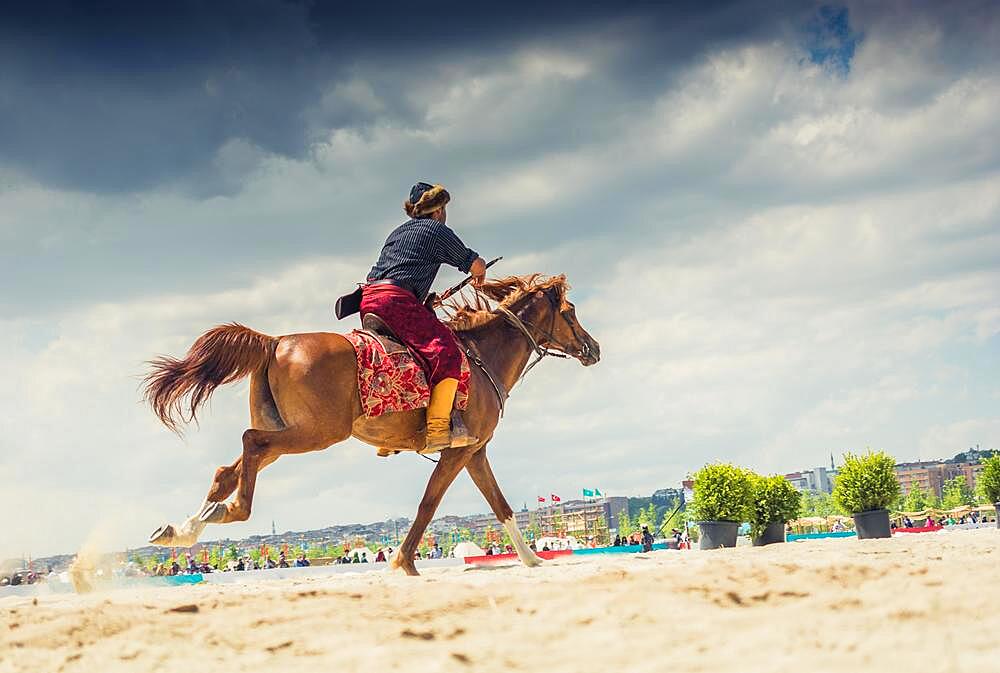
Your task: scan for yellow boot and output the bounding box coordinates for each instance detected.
[422,378,460,454]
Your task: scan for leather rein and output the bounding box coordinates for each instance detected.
[461,289,583,417]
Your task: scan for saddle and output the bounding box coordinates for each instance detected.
[360,313,410,356]
[358,313,474,457]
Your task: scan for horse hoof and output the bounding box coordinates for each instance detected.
[388,551,419,576]
[524,555,544,568]
[149,524,175,545]
[199,502,228,523]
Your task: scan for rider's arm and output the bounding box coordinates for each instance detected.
[431,222,481,275]
[468,256,486,286]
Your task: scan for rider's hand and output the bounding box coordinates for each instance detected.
[470,257,487,287]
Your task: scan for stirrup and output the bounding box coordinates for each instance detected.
[419,410,477,454]
[451,409,476,444]
[418,432,480,455]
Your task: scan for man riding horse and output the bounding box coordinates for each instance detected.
[143,180,600,575]
[362,181,487,454]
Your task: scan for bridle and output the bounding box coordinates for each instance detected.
[424,281,592,464]
[496,289,593,380]
[459,287,592,418]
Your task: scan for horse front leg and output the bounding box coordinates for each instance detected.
[391,447,476,576]
[466,448,543,567]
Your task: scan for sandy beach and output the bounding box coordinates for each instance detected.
[2,529,998,673]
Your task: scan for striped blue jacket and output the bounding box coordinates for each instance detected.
[367,218,478,300]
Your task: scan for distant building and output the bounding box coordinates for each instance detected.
[538,497,627,535]
[894,461,944,497]
[895,460,983,499]
[442,496,630,540]
[681,480,694,506]
[784,466,838,493]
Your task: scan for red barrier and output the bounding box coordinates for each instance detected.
[463,550,573,565]
[894,525,943,534]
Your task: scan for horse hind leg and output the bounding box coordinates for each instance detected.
[201,422,349,525]
[466,448,543,568]
[149,369,282,546]
[150,467,238,546]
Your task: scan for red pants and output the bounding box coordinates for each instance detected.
[360,284,463,385]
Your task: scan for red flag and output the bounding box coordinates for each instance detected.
[537,496,546,503]
[551,493,561,502]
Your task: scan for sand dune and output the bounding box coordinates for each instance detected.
[2,529,998,673]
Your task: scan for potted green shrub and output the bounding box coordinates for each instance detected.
[832,450,901,539]
[978,454,1000,529]
[691,463,753,549]
[748,474,802,546]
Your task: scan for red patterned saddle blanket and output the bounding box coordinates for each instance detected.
[344,330,471,418]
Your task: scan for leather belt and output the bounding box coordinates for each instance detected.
[365,279,420,299]
[367,279,409,290]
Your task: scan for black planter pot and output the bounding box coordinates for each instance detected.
[853,509,892,539]
[752,521,786,546]
[697,521,740,550]
[994,503,1000,529]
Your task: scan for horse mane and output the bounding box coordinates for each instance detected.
[445,274,570,332]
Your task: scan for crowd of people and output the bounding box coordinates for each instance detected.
[152,550,312,576]
[0,568,43,586]
[612,525,660,551]
[896,511,990,529]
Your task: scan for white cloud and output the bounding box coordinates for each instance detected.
[919,419,1000,459]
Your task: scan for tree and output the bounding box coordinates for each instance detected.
[660,498,683,532]
[903,483,932,512]
[941,476,976,509]
[799,490,837,516]
[645,503,659,530]
[636,503,658,530]
[591,515,609,546]
[617,511,634,537]
[525,516,541,543]
[551,511,565,536]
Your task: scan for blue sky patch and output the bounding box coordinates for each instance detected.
[805,5,862,75]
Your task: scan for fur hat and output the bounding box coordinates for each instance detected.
[404,182,450,218]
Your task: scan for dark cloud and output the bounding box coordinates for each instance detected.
[1,0,998,317]
[0,0,817,195]
[0,1,322,193]
[6,1,990,195]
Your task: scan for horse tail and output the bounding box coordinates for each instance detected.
[143,323,278,434]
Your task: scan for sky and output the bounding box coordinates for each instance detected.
[2,1,998,557]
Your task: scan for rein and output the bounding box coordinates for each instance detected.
[494,301,569,382]
[456,284,582,418]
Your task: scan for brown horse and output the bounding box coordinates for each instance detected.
[143,274,599,575]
